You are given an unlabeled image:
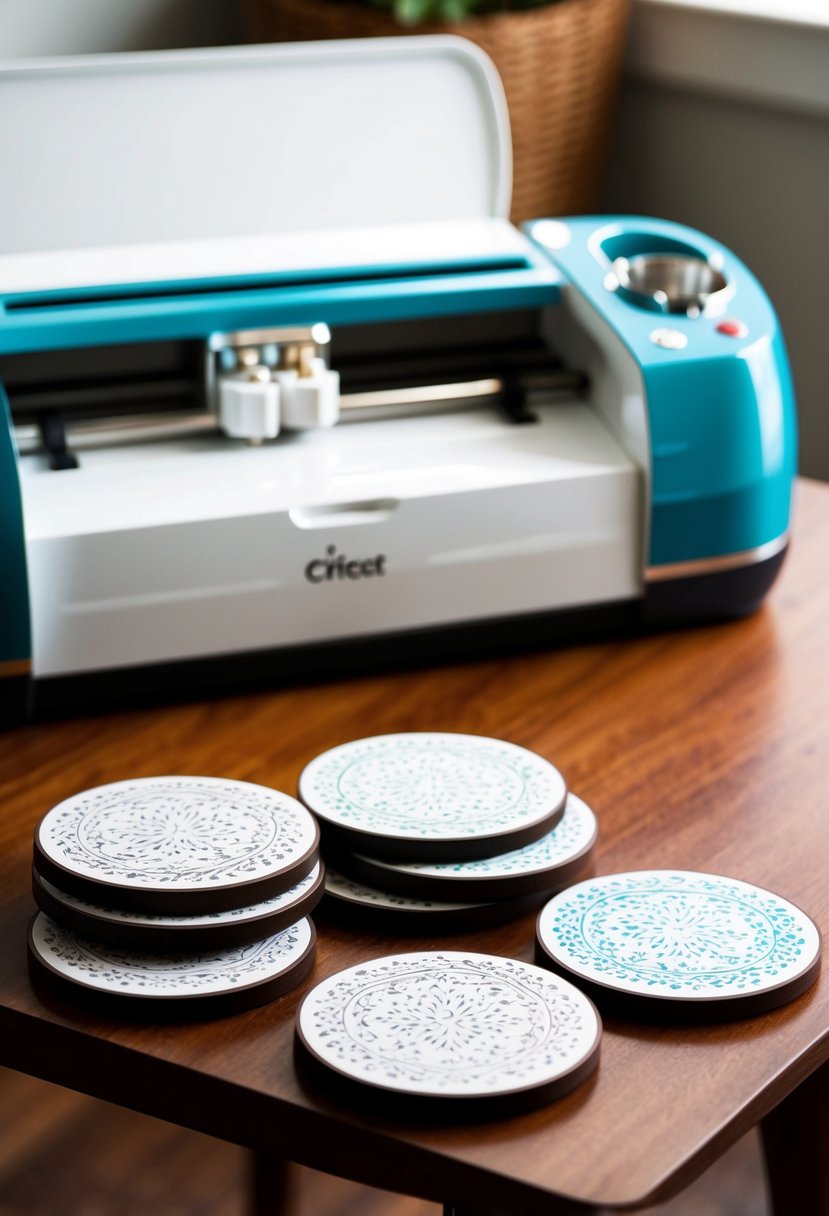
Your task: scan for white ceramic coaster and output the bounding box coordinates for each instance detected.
[296,951,601,1115]
[34,776,320,914]
[536,870,822,1019]
[298,733,567,861]
[28,912,316,1016]
[322,867,541,932]
[343,794,597,901]
[32,863,325,951]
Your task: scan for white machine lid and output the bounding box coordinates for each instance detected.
[0,37,512,288]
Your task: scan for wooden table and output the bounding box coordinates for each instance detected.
[1,480,828,1216]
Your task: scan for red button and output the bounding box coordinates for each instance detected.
[716,319,748,338]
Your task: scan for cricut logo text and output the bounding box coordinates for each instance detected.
[304,545,387,584]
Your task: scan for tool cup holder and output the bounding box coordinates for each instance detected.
[613,254,729,315]
[601,232,731,317]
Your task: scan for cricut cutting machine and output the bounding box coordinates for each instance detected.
[0,39,796,722]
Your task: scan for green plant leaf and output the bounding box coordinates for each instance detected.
[394,0,436,24]
[439,0,473,19]
[372,0,568,23]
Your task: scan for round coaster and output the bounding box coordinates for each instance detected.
[298,733,567,862]
[536,870,822,1020]
[296,951,601,1117]
[342,794,597,901]
[34,777,320,914]
[32,862,325,952]
[28,912,316,1017]
[322,867,544,934]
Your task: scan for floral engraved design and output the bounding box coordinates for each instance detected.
[38,778,317,889]
[300,734,565,839]
[585,892,772,973]
[539,871,820,997]
[345,969,550,1072]
[33,913,312,996]
[78,793,275,874]
[339,750,524,827]
[299,952,600,1096]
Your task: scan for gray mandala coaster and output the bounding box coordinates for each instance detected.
[295,951,601,1115]
[536,870,822,1020]
[28,912,316,1017]
[34,776,320,915]
[343,793,597,901]
[32,863,325,952]
[321,867,543,933]
[298,733,567,862]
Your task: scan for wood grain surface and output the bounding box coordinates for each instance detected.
[0,1066,769,1216]
[0,479,827,1215]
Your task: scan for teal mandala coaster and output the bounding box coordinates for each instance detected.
[344,793,597,900]
[535,870,821,1019]
[298,733,567,862]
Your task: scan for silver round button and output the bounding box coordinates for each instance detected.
[649,327,689,351]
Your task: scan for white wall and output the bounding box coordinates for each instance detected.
[603,0,829,480]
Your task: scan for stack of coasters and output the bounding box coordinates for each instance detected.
[28,776,322,1015]
[298,733,596,931]
[295,951,602,1118]
[535,870,822,1021]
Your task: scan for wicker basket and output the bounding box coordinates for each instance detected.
[242,0,630,224]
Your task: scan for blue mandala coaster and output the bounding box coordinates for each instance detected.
[296,951,601,1117]
[340,793,597,901]
[33,776,320,915]
[535,870,822,1020]
[298,733,567,862]
[28,912,317,1019]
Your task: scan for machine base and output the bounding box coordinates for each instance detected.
[643,547,787,626]
[6,548,787,725]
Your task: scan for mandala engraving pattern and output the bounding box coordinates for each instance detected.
[33,913,312,995]
[300,953,599,1095]
[302,735,565,838]
[39,779,317,888]
[542,872,817,995]
[344,969,551,1073]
